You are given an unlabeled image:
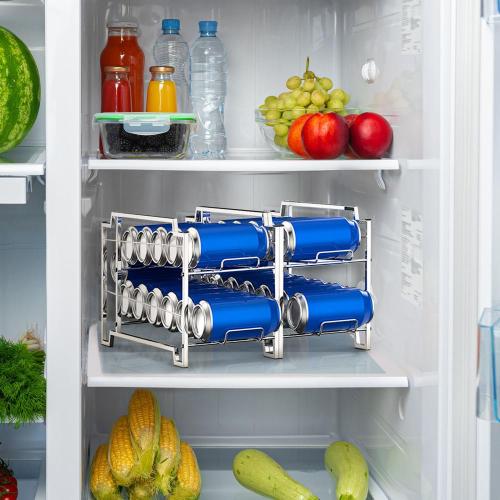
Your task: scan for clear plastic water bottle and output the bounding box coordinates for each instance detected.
[153,19,190,112]
[190,20,227,159]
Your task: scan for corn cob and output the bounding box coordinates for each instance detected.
[154,417,181,495]
[89,443,122,500]
[128,389,161,478]
[108,415,139,487]
[170,442,201,500]
[128,479,156,500]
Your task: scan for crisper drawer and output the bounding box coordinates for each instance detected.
[84,387,388,500]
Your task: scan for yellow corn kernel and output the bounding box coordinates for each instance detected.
[108,415,139,487]
[89,444,122,500]
[128,389,161,478]
[128,479,156,500]
[154,417,181,495]
[170,442,202,500]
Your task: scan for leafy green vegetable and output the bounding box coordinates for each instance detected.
[0,336,45,426]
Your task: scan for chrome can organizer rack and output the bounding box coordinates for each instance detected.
[100,201,372,367]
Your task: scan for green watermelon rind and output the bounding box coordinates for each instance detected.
[0,26,41,154]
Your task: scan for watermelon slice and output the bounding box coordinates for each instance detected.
[0,26,41,153]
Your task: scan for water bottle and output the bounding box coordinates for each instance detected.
[153,19,190,112]
[190,20,227,159]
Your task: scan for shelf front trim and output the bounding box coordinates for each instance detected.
[88,156,400,173]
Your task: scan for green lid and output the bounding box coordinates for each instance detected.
[94,112,196,123]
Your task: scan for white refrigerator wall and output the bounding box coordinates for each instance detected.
[80,0,442,499]
[0,182,46,341]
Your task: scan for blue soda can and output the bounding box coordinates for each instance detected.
[173,223,270,269]
[286,288,373,334]
[192,295,281,342]
[282,217,361,261]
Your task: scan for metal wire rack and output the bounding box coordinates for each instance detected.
[100,201,372,367]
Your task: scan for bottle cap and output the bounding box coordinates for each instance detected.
[162,19,180,32]
[199,20,217,33]
[150,65,175,74]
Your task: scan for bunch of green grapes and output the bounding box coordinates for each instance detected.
[258,58,351,149]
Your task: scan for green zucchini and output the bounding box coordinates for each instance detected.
[232,449,319,500]
[324,441,369,500]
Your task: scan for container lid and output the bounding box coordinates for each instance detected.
[162,19,180,32]
[94,112,196,123]
[150,65,175,74]
[199,20,217,33]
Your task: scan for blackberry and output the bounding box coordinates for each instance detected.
[102,123,191,158]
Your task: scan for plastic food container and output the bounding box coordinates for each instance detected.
[95,112,196,159]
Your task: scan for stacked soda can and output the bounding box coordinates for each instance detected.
[118,267,280,343]
[117,214,368,340]
[119,215,362,271]
[121,221,271,270]
[213,270,373,334]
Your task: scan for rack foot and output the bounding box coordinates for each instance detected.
[354,327,371,350]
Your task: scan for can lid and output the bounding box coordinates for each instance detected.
[121,229,137,263]
[160,296,172,330]
[186,227,201,268]
[120,285,131,315]
[193,301,212,341]
[150,65,175,74]
[146,289,162,324]
[162,294,178,330]
[151,229,167,264]
[286,293,308,333]
[137,228,153,263]
[132,286,147,319]
[281,221,296,257]
[224,276,239,290]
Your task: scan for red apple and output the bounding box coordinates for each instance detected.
[301,113,349,160]
[343,114,359,158]
[288,114,313,158]
[349,112,393,159]
[344,113,359,128]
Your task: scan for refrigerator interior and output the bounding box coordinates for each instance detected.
[81,0,441,498]
[0,0,46,498]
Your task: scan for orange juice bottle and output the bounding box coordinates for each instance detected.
[146,66,177,112]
